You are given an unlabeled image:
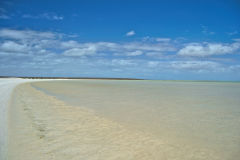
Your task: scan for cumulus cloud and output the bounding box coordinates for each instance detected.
[0,41,29,53]
[126,30,135,36]
[60,40,176,57]
[0,28,177,59]
[178,42,240,57]
[63,46,97,56]
[0,28,240,79]
[60,40,80,49]
[0,29,56,40]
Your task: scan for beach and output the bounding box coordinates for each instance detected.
[3,79,240,159]
[0,78,38,160]
[1,0,240,159]
[0,78,60,160]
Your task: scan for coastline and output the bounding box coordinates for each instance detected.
[7,82,224,160]
[0,78,64,160]
[0,79,34,160]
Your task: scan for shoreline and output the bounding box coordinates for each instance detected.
[0,78,65,160]
[29,80,240,160]
[3,79,240,159]
[0,76,144,80]
[0,79,34,160]
[7,82,224,160]
[1,76,240,83]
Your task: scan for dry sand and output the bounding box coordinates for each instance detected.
[7,80,240,160]
[0,78,41,160]
[0,78,64,160]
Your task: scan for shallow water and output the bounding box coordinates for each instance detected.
[32,80,240,159]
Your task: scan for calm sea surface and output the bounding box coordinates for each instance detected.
[32,80,240,159]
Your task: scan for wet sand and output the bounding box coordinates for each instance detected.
[8,80,240,159]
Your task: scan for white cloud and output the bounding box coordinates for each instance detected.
[63,46,97,56]
[155,38,171,42]
[145,52,163,57]
[126,30,135,36]
[0,28,239,79]
[148,61,160,67]
[229,65,240,71]
[123,42,175,52]
[60,40,175,57]
[124,50,143,56]
[60,40,80,49]
[0,41,29,53]
[52,15,64,20]
[0,29,56,40]
[170,61,220,71]
[178,42,240,57]
[0,29,176,59]
[22,13,63,20]
[146,60,227,73]
[111,59,136,66]
[142,37,173,44]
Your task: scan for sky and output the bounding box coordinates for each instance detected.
[0,0,240,80]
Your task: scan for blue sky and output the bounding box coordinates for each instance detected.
[0,0,240,80]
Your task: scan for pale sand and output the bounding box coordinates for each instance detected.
[0,78,64,160]
[7,82,226,160]
[0,78,45,160]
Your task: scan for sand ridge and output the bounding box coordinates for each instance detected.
[7,82,221,160]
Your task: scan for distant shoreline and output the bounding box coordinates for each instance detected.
[0,76,239,82]
[0,76,240,83]
[0,76,143,80]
